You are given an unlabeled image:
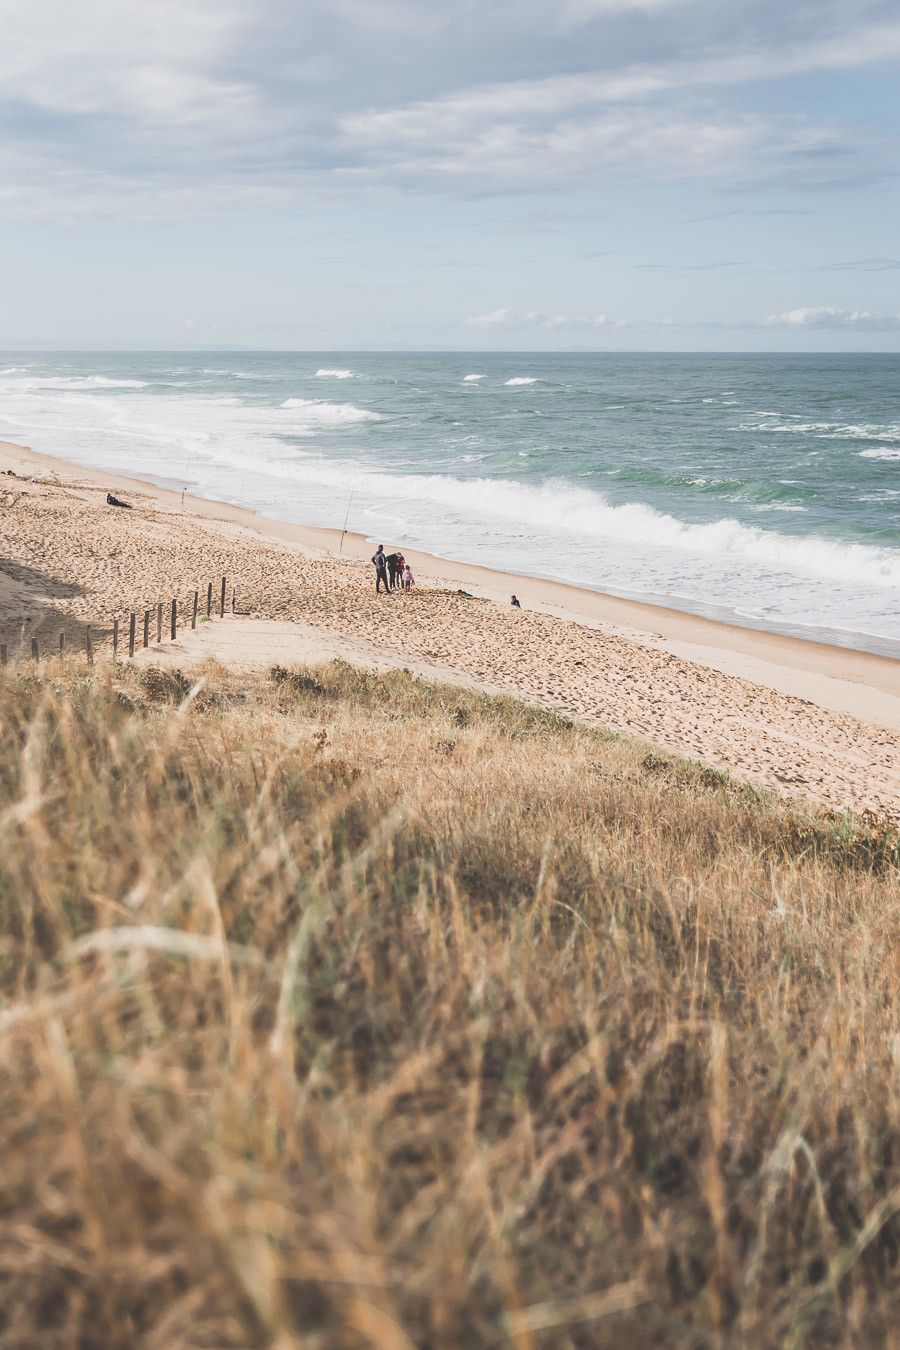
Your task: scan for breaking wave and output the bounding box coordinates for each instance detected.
[858,447,900,461]
[743,416,900,442]
[239,462,900,589]
[279,397,379,426]
[1,374,148,390]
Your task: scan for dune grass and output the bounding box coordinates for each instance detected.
[0,657,897,1347]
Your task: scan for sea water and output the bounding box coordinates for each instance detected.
[1,352,898,656]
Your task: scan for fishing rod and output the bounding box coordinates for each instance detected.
[339,489,354,557]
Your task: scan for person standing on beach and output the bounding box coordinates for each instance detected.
[372,545,391,594]
[402,562,415,592]
[386,551,401,589]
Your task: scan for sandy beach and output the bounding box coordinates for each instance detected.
[2,436,898,822]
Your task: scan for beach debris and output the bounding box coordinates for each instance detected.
[106,491,132,508]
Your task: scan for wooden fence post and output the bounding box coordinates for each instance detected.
[31,637,39,661]
[192,590,199,629]
[206,582,213,618]
[113,618,119,659]
[171,598,177,641]
[129,612,136,658]
[0,644,6,666]
[157,602,163,643]
[143,610,150,648]
[219,575,226,618]
[86,627,93,665]
[59,632,65,659]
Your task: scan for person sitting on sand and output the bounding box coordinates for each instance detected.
[402,562,414,592]
[510,594,521,608]
[372,544,391,595]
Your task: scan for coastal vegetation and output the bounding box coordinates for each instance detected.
[0,658,897,1346]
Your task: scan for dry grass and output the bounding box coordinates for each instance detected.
[0,657,897,1348]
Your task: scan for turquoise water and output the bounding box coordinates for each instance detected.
[1,352,898,655]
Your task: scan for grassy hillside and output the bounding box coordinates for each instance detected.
[0,658,897,1348]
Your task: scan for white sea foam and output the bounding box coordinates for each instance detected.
[279,397,379,426]
[5,374,148,390]
[858,447,900,461]
[315,368,353,379]
[505,377,537,386]
[235,460,900,590]
[463,374,484,382]
[743,417,900,442]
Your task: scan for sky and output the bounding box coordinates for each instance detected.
[1,0,899,350]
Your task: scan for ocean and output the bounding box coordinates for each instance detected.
[1,352,898,657]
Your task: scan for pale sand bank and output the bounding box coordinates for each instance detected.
[2,437,898,821]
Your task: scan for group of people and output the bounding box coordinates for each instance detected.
[371,544,524,610]
[371,544,415,595]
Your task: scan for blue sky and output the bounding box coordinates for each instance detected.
[2,0,899,350]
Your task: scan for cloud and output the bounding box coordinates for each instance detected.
[0,1,898,214]
[634,259,749,272]
[689,207,814,221]
[817,257,900,272]
[763,306,900,329]
[338,107,850,196]
[327,12,900,195]
[465,308,610,329]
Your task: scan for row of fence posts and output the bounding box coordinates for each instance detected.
[0,576,235,667]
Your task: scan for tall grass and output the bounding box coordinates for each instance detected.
[0,658,897,1347]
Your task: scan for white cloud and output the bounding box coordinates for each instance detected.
[465,307,515,328]
[0,1,897,214]
[339,108,840,196]
[332,15,900,195]
[763,306,900,329]
[465,308,610,329]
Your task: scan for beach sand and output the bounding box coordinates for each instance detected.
[2,437,898,822]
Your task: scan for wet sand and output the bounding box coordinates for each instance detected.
[2,437,898,822]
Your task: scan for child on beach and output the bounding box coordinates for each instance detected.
[402,563,414,592]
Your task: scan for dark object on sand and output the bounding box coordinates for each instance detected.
[456,589,475,599]
[106,492,132,509]
[510,594,521,608]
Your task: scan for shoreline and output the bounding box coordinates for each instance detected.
[3,437,898,711]
[3,435,900,819]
